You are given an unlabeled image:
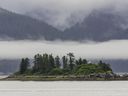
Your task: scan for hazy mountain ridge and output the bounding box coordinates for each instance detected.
[0,8,61,40]
[0,7,128,41]
[64,10,128,41]
[0,60,20,74]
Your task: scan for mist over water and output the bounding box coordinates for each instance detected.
[0,40,127,60]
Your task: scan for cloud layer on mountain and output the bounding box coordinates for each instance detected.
[0,0,128,30]
[0,40,127,60]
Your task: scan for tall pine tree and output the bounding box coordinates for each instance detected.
[20,58,29,74]
[55,56,61,68]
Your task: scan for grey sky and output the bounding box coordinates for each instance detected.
[0,0,127,15]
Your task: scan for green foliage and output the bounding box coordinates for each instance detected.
[98,61,112,72]
[62,68,71,75]
[75,63,112,75]
[75,64,98,75]
[49,68,63,75]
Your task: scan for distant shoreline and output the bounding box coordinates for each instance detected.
[0,75,9,79]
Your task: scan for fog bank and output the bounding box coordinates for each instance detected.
[0,40,127,60]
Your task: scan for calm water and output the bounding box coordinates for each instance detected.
[0,81,128,96]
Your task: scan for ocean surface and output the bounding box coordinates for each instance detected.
[0,81,128,96]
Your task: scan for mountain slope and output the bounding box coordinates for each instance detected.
[64,11,128,41]
[0,8,61,40]
[1,8,128,41]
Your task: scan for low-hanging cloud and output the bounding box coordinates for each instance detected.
[0,0,128,30]
[0,40,127,60]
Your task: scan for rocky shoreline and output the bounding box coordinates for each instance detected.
[3,74,128,81]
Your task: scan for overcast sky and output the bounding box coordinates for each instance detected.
[0,0,127,14]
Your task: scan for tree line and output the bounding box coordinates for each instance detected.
[18,53,112,75]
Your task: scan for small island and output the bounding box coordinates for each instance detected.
[4,53,128,81]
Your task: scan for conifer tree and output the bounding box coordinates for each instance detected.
[67,53,75,70]
[55,56,61,68]
[49,54,55,70]
[20,58,29,74]
[62,56,68,69]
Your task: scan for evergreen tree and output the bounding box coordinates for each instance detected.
[33,54,43,72]
[76,58,87,65]
[42,53,49,72]
[98,60,112,72]
[62,56,68,69]
[20,58,29,74]
[55,56,61,68]
[76,60,79,66]
[67,53,75,70]
[33,54,39,71]
[49,54,55,70]
[78,58,83,65]
[83,59,87,64]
